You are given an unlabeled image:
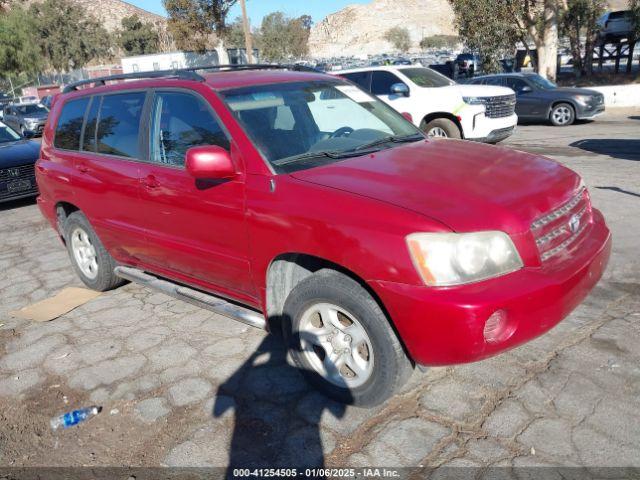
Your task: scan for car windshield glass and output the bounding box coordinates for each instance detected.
[0,124,21,143]
[401,67,455,87]
[221,80,422,173]
[528,74,556,90]
[16,104,48,115]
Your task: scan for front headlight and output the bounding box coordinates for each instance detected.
[462,96,485,105]
[574,95,593,105]
[406,231,523,286]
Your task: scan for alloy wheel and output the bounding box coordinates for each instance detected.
[552,106,573,125]
[298,302,374,388]
[427,126,448,138]
[70,227,99,279]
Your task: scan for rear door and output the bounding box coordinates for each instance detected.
[70,91,148,262]
[135,88,254,298]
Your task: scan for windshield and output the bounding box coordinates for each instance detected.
[0,124,21,143]
[528,74,556,90]
[221,80,422,173]
[16,104,48,115]
[401,67,455,87]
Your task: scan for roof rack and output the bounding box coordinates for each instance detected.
[62,64,321,94]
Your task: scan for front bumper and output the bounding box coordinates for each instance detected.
[372,209,611,366]
[462,112,518,143]
[576,103,605,120]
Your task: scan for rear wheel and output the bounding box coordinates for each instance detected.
[63,211,125,291]
[421,118,461,139]
[283,269,413,406]
[550,103,575,126]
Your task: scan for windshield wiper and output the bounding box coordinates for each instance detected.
[273,149,379,167]
[352,133,424,152]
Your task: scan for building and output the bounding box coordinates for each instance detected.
[121,48,260,74]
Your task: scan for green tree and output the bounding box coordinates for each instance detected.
[29,0,112,71]
[630,0,640,38]
[117,15,160,56]
[561,0,605,77]
[0,6,42,78]
[448,0,522,73]
[223,16,253,48]
[419,35,460,49]
[256,12,311,62]
[163,0,238,53]
[384,27,411,52]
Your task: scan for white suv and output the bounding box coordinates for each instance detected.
[336,66,518,143]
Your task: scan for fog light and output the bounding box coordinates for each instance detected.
[483,309,513,343]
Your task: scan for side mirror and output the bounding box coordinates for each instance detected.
[185,145,235,179]
[519,86,533,94]
[390,83,410,97]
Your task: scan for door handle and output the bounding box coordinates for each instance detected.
[76,164,90,173]
[142,175,160,189]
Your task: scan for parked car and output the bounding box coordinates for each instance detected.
[0,121,40,203]
[336,65,518,143]
[0,92,13,109]
[36,66,610,406]
[455,53,482,77]
[597,10,635,41]
[467,73,605,126]
[41,95,54,109]
[18,95,39,104]
[3,102,49,137]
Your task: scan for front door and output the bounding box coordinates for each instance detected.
[504,78,544,118]
[370,70,413,113]
[136,89,254,298]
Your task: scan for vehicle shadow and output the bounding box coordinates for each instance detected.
[629,116,640,121]
[569,139,640,161]
[0,196,37,212]
[595,186,640,198]
[212,333,350,471]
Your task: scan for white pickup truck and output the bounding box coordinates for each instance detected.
[335,65,518,143]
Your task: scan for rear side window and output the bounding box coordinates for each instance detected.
[371,71,403,95]
[149,91,229,167]
[97,92,146,159]
[54,98,90,150]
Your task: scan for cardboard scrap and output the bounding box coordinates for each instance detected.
[9,287,101,322]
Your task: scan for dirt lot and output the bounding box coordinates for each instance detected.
[1,110,639,473]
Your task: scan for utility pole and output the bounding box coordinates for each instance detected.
[240,0,253,64]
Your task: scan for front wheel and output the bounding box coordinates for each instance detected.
[550,103,575,126]
[421,118,461,139]
[283,270,413,406]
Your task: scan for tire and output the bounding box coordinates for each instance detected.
[63,211,125,291]
[549,103,575,126]
[421,118,461,139]
[282,269,413,407]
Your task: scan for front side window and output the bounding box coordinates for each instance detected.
[221,80,422,173]
[150,91,230,167]
[527,74,556,90]
[401,67,455,88]
[54,97,90,150]
[370,71,404,95]
[342,72,371,91]
[96,92,145,159]
[504,78,530,93]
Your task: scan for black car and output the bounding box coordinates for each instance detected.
[0,122,40,203]
[466,73,605,126]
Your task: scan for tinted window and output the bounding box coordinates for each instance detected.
[16,104,48,115]
[401,67,453,87]
[371,71,403,95]
[82,96,100,152]
[150,91,229,167]
[54,98,90,150]
[97,92,145,158]
[504,78,530,93]
[342,72,370,91]
[484,77,504,86]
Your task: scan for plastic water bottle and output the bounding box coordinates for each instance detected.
[50,406,101,430]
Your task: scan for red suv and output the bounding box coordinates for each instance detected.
[36,66,611,406]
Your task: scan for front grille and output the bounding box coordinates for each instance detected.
[482,94,516,118]
[531,187,593,262]
[0,163,35,181]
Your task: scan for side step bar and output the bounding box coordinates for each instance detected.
[114,266,266,330]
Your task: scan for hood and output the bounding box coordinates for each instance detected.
[553,87,602,97]
[291,139,581,234]
[448,83,515,98]
[0,140,40,168]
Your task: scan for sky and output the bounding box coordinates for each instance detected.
[127,0,370,25]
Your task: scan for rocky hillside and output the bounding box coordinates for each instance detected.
[308,0,631,58]
[308,0,457,58]
[71,0,165,30]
